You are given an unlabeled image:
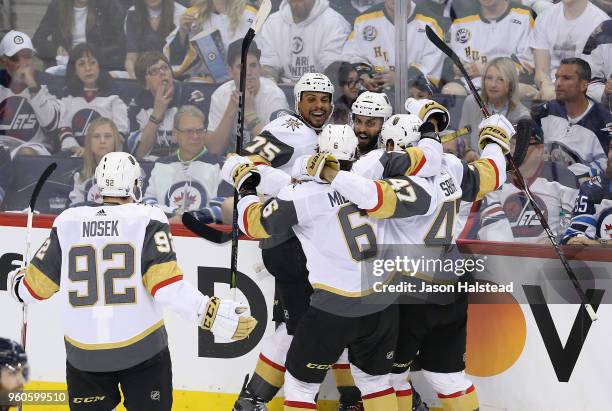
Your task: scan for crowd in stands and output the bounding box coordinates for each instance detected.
[0,0,610,245]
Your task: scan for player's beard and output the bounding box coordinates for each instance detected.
[357,132,379,155]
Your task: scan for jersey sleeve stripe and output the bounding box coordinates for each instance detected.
[243,202,271,239]
[23,264,59,300]
[143,260,184,296]
[366,181,384,213]
[415,14,443,38]
[408,149,427,176]
[470,158,500,201]
[248,154,271,166]
[150,275,184,297]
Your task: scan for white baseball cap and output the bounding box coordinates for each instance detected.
[0,30,34,57]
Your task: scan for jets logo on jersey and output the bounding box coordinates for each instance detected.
[292,37,304,54]
[601,123,612,134]
[362,25,377,41]
[166,181,209,212]
[72,108,102,146]
[547,142,581,167]
[189,90,205,104]
[0,96,40,141]
[503,192,548,237]
[455,28,471,44]
[283,118,303,131]
[84,180,102,204]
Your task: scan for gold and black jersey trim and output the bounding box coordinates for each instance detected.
[367,177,432,220]
[242,130,295,168]
[461,158,501,202]
[242,198,299,239]
[142,260,184,296]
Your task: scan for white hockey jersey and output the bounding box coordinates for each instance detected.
[143,151,231,215]
[583,20,612,103]
[449,2,535,88]
[59,92,129,150]
[17,204,192,372]
[0,82,61,154]
[258,0,351,83]
[342,1,445,83]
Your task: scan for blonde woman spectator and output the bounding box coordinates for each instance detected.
[459,57,530,151]
[69,117,124,206]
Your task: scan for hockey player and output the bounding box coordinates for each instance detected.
[0,30,61,157]
[317,114,510,411]
[229,72,335,411]
[0,338,28,411]
[6,152,257,411]
[230,124,456,411]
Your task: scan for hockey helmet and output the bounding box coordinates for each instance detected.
[95,152,143,202]
[351,91,393,121]
[380,114,423,151]
[0,338,29,382]
[294,72,335,111]
[318,124,358,161]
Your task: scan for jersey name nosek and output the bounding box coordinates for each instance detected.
[83,220,119,237]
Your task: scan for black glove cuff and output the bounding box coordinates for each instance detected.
[418,122,440,143]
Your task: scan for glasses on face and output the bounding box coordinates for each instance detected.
[176,127,206,137]
[146,64,171,76]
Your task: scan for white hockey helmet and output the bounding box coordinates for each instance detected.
[380,114,423,151]
[294,72,335,111]
[318,124,358,161]
[95,152,142,202]
[351,91,393,121]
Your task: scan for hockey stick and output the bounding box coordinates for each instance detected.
[182,212,231,244]
[440,126,471,144]
[230,0,272,300]
[20,162,57,349]
[425,26,598,321]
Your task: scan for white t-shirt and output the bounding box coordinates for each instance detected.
[207,77,289,141]
[531,2,609,80]
[72,6,88,46]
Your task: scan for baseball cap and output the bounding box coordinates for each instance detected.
[0,30,35,57]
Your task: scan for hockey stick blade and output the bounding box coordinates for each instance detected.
[29,162,57,211]
[182,213,231,244]
[424,26,597,321]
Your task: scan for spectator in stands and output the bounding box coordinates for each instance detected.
[532,0,609,101]
[0,31,62,157]
[144,105,232,224]
[475,122,580,243]
[0,338,29,409]
[333,62,362,111]
[32,0,126,70]
[406,65,434,99]
[129,51,225,160]
[342,0,445,92]
[582,20,612,105]
[442,0,536,97]
[592,0,612,17]
[329,0,384,26]
[532,58,612,180]
[124,0,186,79]
[0,147,11,208]
[59,43,129,156]
[460,57,530,152]
[258,0,351,84]
[207,40,289,153]
[166,0,256,82]
[68,117,125,206]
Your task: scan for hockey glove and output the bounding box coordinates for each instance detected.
[417,121,440,143]
[304,152,339,183]
[405,98,450,132]
[7,267,25,303]
[478,114,514,155]
[199,297,258,340]
[221,154,261,193]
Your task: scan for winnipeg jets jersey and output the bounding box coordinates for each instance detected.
[143,151,231,215]
[342,1,445,83]
[0,82,61,152]
[17,204,184,372]
[69,174,102,206]
[562,175,612,242]
[449,3,535,87]
[59,92,129,149]
[583,20,612,103]
[532,100,612,176]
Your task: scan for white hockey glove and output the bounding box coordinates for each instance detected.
[221,154,260,192]
[7,267,25,303]
[478,114,514,155]
[199,297,257,341]
[299,152,339,183]
[405,98,450,132]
